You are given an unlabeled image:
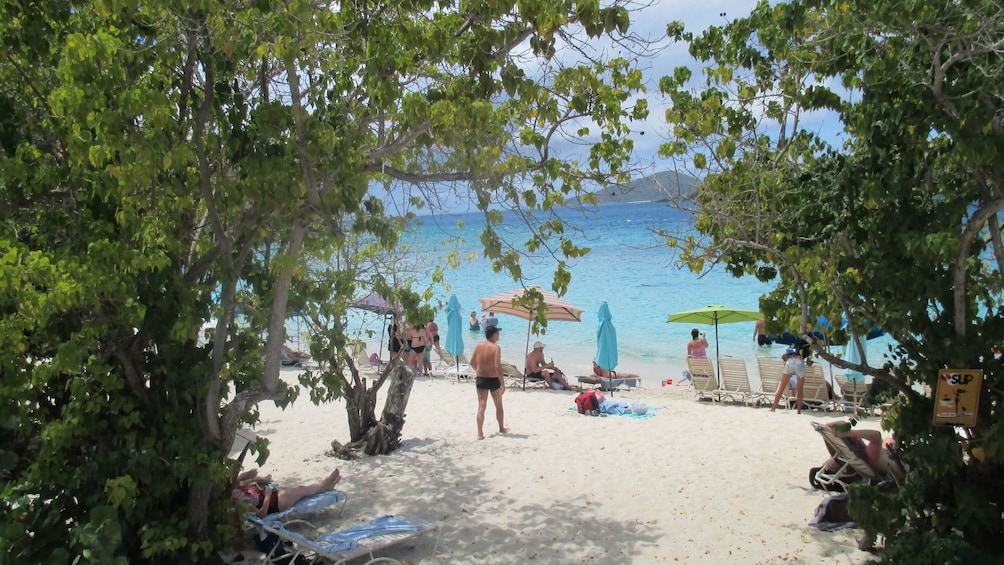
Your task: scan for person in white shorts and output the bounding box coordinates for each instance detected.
[770,347,807,413]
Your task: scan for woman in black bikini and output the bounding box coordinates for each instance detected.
[407,324,427,372]
[234,467,341,518]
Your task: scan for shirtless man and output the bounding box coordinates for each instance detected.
[525,341,577,390]
[469,326,509,440]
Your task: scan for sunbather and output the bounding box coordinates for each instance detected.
[234,467,341,518]
[591,360,640,379]
[822,420,899,477]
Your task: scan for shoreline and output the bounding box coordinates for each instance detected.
[234,368,879,564]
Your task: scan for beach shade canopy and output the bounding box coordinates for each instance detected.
[349,292,402,357]
[479,286,584,389]
[349,292,401,316]
[667,304,762,384]
[444,295,464,370]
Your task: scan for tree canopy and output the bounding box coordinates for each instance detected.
[0,0,648,561]
[659,0,1004,560]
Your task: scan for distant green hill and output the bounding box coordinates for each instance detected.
[574,170,701,205]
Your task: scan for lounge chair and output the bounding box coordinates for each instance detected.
[434,349,458,369]
[835,375,872,416]
[716,357,753,405]
[576,374,641,392]
[754,358,787,408]
[502,361,542,390]
[430,354,476,382]
[801,364,834,411]
[255,513,439,564]
[809,422,897,493]
[687,357,719,401]
[247,490,348,532]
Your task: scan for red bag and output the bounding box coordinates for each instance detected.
[575,390,603,414]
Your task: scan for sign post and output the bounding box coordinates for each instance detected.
[933,369,982,427]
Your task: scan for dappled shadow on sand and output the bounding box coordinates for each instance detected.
[299,435,660,564]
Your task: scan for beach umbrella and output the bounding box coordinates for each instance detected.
[445,295,464,371]
[349,292,402,355]
[667,304,762,385]
[595,302,619,396]
[479,286,584,390]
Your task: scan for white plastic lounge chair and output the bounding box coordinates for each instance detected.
[801,364,833,411]
[687,357,719,401]
[809,422,900,493]
[755,358,787,408]
[835,375,872,415]
[716,357,753,405]
[256,514,438,564]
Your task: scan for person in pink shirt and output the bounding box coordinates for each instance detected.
[687,328,709,358]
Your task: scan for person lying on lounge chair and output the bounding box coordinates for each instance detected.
[820,421,903,481]
[591,361,640,379]
[526,341,579,390]
[234,467,341,518]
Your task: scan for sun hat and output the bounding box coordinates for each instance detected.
[533,341,545,349]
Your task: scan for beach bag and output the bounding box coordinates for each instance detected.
[630,400,649,415]
[808,494,856,531]
[575,391,601,414]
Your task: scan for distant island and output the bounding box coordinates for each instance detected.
[572,170,701,205]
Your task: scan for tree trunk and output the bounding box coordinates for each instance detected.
[186,482,213,548]
[359,365,416,455]
[344,372,379,443]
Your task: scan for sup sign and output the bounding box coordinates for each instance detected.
[934,369,982,427]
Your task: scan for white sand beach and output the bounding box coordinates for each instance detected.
[237,360,879,564]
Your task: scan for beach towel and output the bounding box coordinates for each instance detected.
[567,406,659,420]
[599,399,629,415]
[808,494,857,531]
[313,515,422,553]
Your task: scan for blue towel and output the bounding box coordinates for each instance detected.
[567,406,659,420]
[312,515,423,553]
[599,400,629,415]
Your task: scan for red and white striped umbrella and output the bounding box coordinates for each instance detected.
[479,286,583,389]
[478,286,583,323]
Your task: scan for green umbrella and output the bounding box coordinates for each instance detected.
[667,304,762,385]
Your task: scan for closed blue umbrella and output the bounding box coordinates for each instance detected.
[445,295,464,371]
[596,302,618,395]
[843,337,866,383]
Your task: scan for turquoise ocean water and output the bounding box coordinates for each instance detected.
[331,201,886,381]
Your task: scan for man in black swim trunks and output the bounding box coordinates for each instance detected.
[469,326,509,440]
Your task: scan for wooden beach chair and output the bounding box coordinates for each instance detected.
[716,357,753,405]
[687,357,719,401]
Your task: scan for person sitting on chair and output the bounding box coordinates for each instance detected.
[592,360,640,379]
[233,467,342,518]
[525,341,578,390]
[822,420,901,479]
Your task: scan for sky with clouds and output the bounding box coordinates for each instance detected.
[386,1,848,215]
